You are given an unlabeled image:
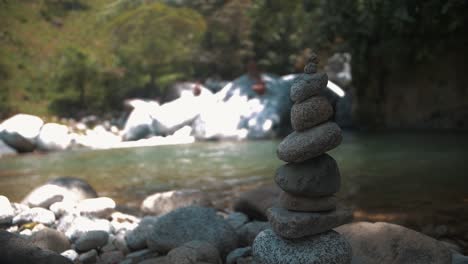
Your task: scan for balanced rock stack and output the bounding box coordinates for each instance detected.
[252,54,353,264]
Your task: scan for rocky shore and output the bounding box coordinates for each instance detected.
[0,177,466,264]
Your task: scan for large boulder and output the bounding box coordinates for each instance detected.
[335,222,452,264]
[147,206,238,257]
[37,123,71,151]
[141,189,212,215]
[122,99,159,141]
[0,230,73,264]
[0,114,43,152]
[233,185,280,221]
[22,177,98,207]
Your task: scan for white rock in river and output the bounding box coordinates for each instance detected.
[77,197,115,218]
[37,123,71,151]
[0,114,44,152]
[0,195,14,224]
[58,215,113,241]
[12,207,56,225]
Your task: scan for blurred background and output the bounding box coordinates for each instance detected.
[0,0,467,253]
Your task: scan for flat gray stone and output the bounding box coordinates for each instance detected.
[147,206,238,257]
[277,122,342,163]
[279,192,337,212]
[275,154,340,197]
[291,96,333,131]
[267,206,352,239]
[252,229,352,264]
[74,230,108,252]
[290,73,328,103]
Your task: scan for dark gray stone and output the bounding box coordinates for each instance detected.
[29,227,71,253]
[267,206,352,239]
[125,216,159,250]
[279,192,337,212]
[78,249,97,264]
[74,230,109,252]
[226,212,249,230]
[237,221,270,247]
[290,73,328,103]
[167,240,222,264]
[147,206,238,257]
[277,122,342,163]
[304,63,317,74]
[252,229,352,264]
[233,185,280,221]
[0,230,73,264]
[275,154,340,197]
[291,96,333,131]
[226,247,252,264]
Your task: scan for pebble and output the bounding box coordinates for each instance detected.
[279,192,337,212]
[277,122,342,163]
[74,230,109,252]
[275,154,340,197]
[141,189,211,216]
[98,251,124,264]
[78,249,98,264]
[252,229,352,264]
[237,221,270,247]
[12,207,56,225]
[290,73,328,103]
[0,195,14,224]
[226,247,252,264]
[267,206,352,239]
[30,227,71,253]
[226,212,249,230]
[77,197,115,218]
[291,96,333,131]
[61,249,79,262]
[59,216,112,241]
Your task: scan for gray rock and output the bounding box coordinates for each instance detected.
[233,185,280,221]
[97,251,124,264]
[290,73,328,103]
[267,206,352,239]
[252,229,352,264]
[335,222,452,264]
[275,154,340,197]
[147,206,238,257]
[226,247,252,264]
[77,197,115,218]
[277,122,342,163]
[0,195,14,224]
[279,192,337,212]
[141,189,211,216]
[124,248,159,263]
[167,240,222,264]
[75,231,109,252]
[57,215,112,241]
[138,256,170,264]
[226,212,249,230]
[30,227,71,253]
[291,96,333,131]
[237,221,270,247]
[22,177,98,207]
[0,230,73,264]
[78,249,98,264]
[61,249,78,262]
[125,216,159,250]
[0,114,43,153]
[12,207,56,225]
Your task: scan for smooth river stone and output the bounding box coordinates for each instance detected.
[253,229,352,264]
[291,96,333,131]
[275,154,340,197]
[267,206,352,239]
[290,73,328,103]
[277,122,342,163]
[279,192,337,212]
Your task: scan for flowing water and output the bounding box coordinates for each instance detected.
[1,132,467,248]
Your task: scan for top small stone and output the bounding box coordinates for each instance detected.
[307,53,319,65]
[303,53,319,74]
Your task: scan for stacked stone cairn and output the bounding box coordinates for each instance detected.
[252,54,353,264]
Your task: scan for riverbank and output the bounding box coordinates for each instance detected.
[1,177,466,264]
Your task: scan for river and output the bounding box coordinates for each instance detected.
[0,131,467,249]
